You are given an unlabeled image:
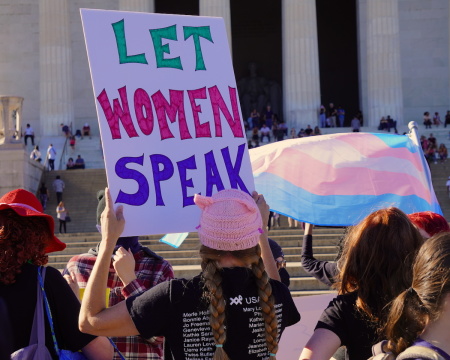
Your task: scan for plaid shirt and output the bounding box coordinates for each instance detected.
[64,247,174,360]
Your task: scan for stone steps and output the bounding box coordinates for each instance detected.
[49,226,344,296]
[41,169,107,233]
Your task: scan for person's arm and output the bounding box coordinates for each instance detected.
[301,223,337,287]
[299,328,341,360]
[81,337,114,360]
[252,191,281,281]
[79,187,139,337]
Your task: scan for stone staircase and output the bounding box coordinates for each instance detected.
[428,161,450,220]
[42,168,107,233]
[48,223,343,297]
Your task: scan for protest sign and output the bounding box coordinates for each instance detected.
[81,9,254,236]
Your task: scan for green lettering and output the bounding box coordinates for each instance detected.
[149,25,182,70]
[183,26,213,71]
[112,19,148,64]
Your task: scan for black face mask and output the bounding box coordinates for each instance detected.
[279,267,290,287]
[115,236,140,253]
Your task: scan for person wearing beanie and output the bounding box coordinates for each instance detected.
[0,189,112,359]
[79,188,300,360]
[268,238,290,287]
[63,189,174,360]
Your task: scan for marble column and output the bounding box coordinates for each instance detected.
[119,0,154,12]
[199,0,232,52]
[39,0,74,136]
[282,0,321,131]
[366,0,403,127]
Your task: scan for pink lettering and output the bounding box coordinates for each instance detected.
[151,90,192,141]
[97,87,139,140]
[134,88,154,136]
[187,87,211,138]
[208,86,244,138]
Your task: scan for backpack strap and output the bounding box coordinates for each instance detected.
[368,353,395,360]
[29,266,46,347]
[38,266,62,357]
[397,345,446,360]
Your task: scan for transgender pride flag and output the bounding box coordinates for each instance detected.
[249,132,442,226]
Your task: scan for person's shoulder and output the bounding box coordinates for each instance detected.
[44,266,67,283]
[323,292,358,313]
[270,278,290,291]
[67,253,97,268]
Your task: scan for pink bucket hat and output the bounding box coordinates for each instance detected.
[194,189,263,251]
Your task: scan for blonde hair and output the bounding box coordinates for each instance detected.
[200,244,279,360]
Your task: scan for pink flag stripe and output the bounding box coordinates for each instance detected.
[337,134,423,171]
[258,147,432,201]
[277,141,426,182]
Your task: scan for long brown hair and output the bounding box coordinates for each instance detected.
[334,207,423,324]
[385,232,450,355]
[0,209,50,285]
[200,244,278,360]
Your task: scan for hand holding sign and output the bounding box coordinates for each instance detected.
[100,187,125,248]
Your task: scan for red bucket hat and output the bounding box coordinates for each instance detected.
[0,189,66,253]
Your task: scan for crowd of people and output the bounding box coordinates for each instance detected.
[423,111,450,129]
[2,181,450,359]
[420,133,448,164]
[378,115,398,133]
[246,103,367,148]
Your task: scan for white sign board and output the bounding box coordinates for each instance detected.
[81,9,254,236]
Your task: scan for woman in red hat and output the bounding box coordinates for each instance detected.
[0,189,113,360]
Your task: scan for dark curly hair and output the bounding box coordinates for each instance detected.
[0,209,50,285]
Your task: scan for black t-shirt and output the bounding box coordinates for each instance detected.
[0,264,96,359]
[315,292,379,360]
[127,267,300,360]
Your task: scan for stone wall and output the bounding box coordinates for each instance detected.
[0,144,44,196]
[399,0,449,123]
[70,0,117,136]
[0,1,40,136]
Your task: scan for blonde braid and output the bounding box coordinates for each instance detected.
[202,259,230,360]
[251,249,279,359]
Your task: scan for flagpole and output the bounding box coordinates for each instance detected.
[408,121,420,147]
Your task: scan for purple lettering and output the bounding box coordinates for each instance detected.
[115,155,149,206]
[204,150,224,196]
[150,154,174,206]
[177,155,197,207]
[221,144,249,193]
